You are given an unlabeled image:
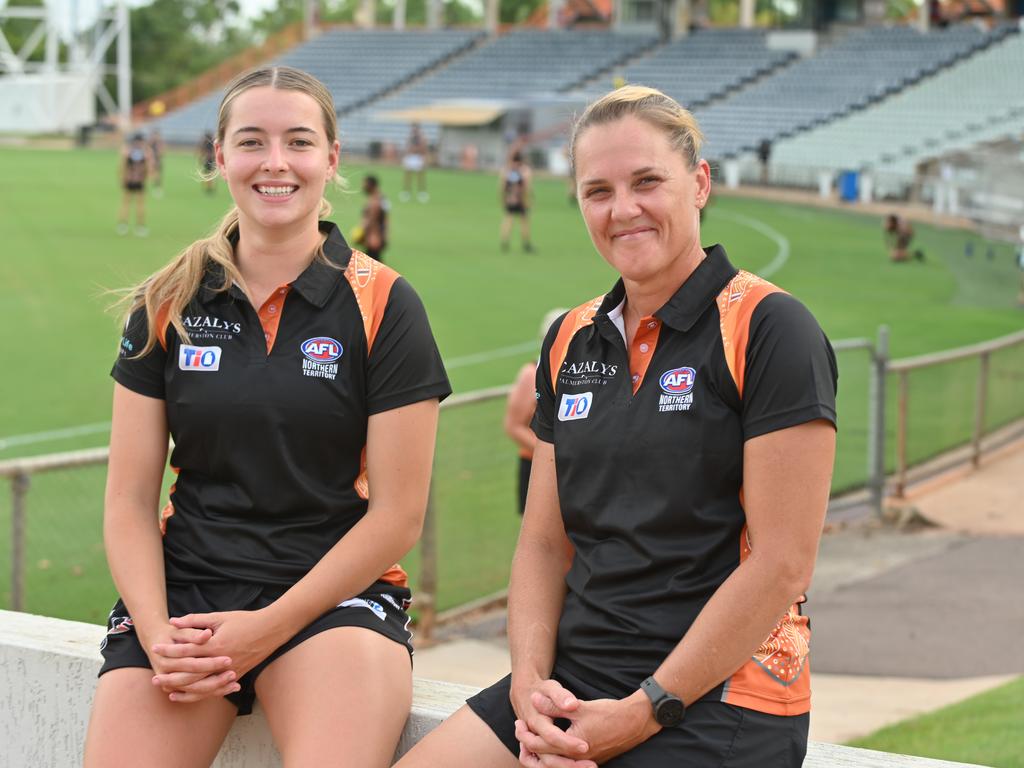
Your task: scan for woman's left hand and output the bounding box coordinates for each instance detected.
[515,690,660,766]
[150,609,287,700]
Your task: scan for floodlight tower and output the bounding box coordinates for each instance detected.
[0,0,132,134]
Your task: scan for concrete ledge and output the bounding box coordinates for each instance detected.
[0,610,985,767]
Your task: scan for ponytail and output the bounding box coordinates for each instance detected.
[122,197,335,356]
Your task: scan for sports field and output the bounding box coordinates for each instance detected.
[1,145,1022,622]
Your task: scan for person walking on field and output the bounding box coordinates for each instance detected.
[117,132,153,237]
[356,174,390,263]
[149,129,165,196]
[401,122,429,202]
[84,66,450,768]
[396,85,837,768]
[500,150,534,253]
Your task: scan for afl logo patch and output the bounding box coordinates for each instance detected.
[301,337,343,363]
[659,367,695,395]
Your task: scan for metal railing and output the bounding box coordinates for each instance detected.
[889,328,1024,497]
[5,329,1023,635]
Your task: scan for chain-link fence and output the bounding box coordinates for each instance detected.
[4,329,1022,635]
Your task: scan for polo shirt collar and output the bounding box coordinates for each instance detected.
[198,220,353,308]
[656,244,738,332]
[289,221,353,308]
[597,245,738,333]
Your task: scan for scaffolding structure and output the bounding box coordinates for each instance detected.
[0,0,131,133]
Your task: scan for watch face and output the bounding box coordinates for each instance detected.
[656,697,685,727]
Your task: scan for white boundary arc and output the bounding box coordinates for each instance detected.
[712,209,791,279]
[1,214,789,451]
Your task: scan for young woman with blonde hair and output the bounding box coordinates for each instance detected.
[84,66,450,767]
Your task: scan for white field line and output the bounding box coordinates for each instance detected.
[1,343,539,451]
[444,340,538,369]
[714,210,791,278]
[3,218,786,452]
[0,422,112,452]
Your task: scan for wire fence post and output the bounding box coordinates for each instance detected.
[972,352,990,468]
[895,370,909,498]
[417,485,439,642]
[11,471,30,612]
[867,325,889,518]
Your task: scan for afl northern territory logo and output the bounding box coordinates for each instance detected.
[658,366,696,413]
[301,337,342,380]
[659,366,695,395]
[301,337,343,363]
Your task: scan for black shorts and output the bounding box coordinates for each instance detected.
[505,204,528,216]
[124,181,144,192]
[517,457,531,515]
[364,246,385,263]
[466,672,808,768]
[98,579,414,715]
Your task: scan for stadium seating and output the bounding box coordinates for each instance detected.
[151,29,483,143]
[617,28,796,109]
[337,29,657,153]
[693,23,1014,160]
[768,29,1024,188]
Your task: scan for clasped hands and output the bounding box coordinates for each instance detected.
[512,678,660,768]
[145,609,278,704]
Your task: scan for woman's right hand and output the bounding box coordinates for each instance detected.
[510,676,591,764]
[141,623,239,702]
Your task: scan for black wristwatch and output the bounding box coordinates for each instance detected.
[640,676,686,728]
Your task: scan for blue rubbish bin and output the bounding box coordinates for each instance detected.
[839,170,859,202]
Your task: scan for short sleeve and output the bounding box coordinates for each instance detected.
[110,306,167,399]
[742,293,837,440]
[366,278,451,415]
[530,314,564,444]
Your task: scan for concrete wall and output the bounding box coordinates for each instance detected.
[0,610,983,768]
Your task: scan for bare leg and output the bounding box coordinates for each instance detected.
[135,192,147,231]
[394,705,520,768]
[255,627,412,768]
[84,667,236,768]
[520,216,533,251]
[501,214,513,249]
[117,191,130,231]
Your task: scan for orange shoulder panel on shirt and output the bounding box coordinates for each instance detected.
[715,271,784,398]
[155,302,172,352]
[345,253,404,584]
[547,296,603,391]
[344,249,400,354]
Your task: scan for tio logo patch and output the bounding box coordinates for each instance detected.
[178,345,221,371]
[558,391,593,422]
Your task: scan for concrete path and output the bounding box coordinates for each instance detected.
[413,443,1024,748]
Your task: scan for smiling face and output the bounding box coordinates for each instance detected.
[574,115,710,289]
[216,86,339,237]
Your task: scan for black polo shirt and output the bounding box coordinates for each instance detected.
[533,245,837,716]
[112,221,451,589]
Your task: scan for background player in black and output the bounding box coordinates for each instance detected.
[500,150,534,253]
[357,173,389,262]
[85,67,449,767]
[149,128,165,196]
[504,308,566,516]
[117,132,151,237]
[396,86,836,768]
